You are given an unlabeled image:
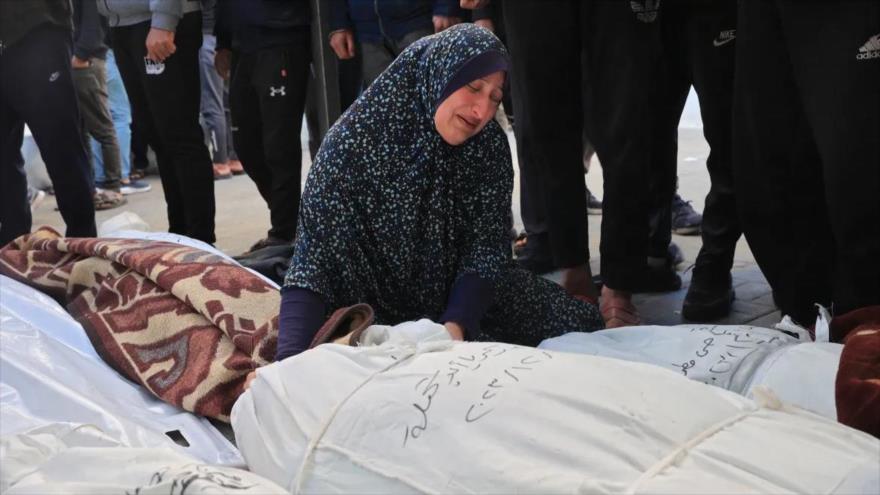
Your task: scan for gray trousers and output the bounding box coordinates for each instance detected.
[72,57,122,191]
[199,34,229,164]
[360,28,433,87]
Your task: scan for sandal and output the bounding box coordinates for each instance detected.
[129,169,146,181]
[93,190,127,211]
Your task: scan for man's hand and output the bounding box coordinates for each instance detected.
[146,27,176,62]
[460,0,490,9]
[71,55,91,69]
[215,48,232,80]
[444,321,465,340]
[432,15,461,33]
[474,18,495,33]
[329,29,355,60]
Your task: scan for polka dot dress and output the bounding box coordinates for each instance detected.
[284,24,603,345]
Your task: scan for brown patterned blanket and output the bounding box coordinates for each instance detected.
[832,305,880,438]
[0,228,279,421]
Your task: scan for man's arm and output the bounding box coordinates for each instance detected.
[72,0,104,63]
[145,0,183,62]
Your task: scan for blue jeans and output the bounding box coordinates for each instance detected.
[91,50,132,182]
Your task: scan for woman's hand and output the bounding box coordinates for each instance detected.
[444,321,465,340]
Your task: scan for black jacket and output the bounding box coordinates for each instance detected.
[0,0,72,52]
[72,0,109,60]
[214,0,310,53]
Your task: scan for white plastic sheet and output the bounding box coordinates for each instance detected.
[539,325,842,419]
[0,275,243,466]
[232,339,880,494]
[1,422,285,494]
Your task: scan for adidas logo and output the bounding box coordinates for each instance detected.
[857,34,880,60]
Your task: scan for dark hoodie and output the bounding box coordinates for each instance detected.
[0,0,72,53]
[72,0,109,60]
[214,0,311,53]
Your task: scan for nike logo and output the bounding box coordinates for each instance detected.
[713,29,736,47]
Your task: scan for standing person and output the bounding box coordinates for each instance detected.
[98,0,216,245]
[645,0,739,320]
[273,24,603,363]
[89,48,153,196]
[214,0,311,252]
[733,0,880,325]
[328,0,462,88]
[466,0,667,326]
[0,0,97,246]
[199,0,241,180]
[71,0,126,210]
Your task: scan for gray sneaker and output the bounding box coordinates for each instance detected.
[671,194,702,235]
[120,179,152,195]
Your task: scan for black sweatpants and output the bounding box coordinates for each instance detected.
[229,34,311,241]
[504,0,664,289]
[647,0,740,281]
[112,13,216,244]
[0,25,96,246]
[733,0,880,323]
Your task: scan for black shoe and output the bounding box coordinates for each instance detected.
[682,272,734,321]
[667,242,684,267]
[631,264,682,293]
[671,194,702,235]
[586,187,602,215]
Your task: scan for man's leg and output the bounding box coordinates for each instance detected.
[2,26,96,240]
[0,100,30,246]
[504,0,587,270]
[778,0,880,315]
[134,14,216,243]
[73,57,123,192]
[733,0,832,324]
[105,50,133,181]
[229,51,272,205]
[200,34,229,165]
[584,0,664,291]
[112,23,188,233]
[359,41,395,88]
[253,36,311,241]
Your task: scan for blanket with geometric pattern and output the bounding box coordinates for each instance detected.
[0,227,279,421]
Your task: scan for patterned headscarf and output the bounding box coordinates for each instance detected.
[284,24,513,324]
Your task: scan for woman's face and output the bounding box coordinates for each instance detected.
[434,71,505,146]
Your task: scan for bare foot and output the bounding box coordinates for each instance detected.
[600,286,641,328]
[560,264,599,301]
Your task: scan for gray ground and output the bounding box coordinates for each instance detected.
[30,93,780,328]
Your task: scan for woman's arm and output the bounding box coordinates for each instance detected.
[275,287,328,362]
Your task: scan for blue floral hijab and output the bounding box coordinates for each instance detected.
[283,24,512,323]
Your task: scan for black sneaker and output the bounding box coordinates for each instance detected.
[682,272,734,321]
[671,194,702,235]
[631,264,682,293]
[586,187,602,215]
